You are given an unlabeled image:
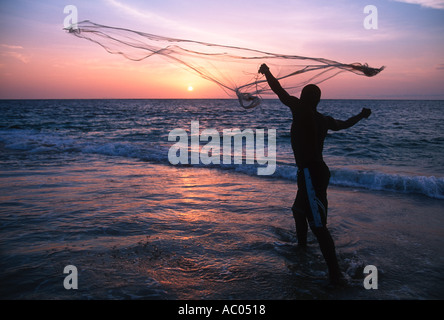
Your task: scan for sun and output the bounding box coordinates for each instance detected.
[187,85,194,92]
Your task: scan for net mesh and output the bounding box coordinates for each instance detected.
[66,21,384,108]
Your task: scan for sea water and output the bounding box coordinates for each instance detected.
[0,99,443,299]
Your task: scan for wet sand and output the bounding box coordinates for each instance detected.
[1,156,443,299]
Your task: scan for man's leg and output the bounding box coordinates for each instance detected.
[303,167,344,283]
[292,205,308,246]
[311,226,343,283]
[292,173,309,246]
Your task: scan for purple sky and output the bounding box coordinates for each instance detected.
[1,0,443,99]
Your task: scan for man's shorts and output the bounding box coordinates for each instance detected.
[292,164,330,228]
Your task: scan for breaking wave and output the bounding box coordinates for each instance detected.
[2,129,443,200]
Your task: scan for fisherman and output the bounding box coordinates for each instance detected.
[259,63,371,285]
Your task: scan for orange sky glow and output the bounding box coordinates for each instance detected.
[1,0,443,99]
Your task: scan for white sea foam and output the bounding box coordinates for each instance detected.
[2,129,443,199]
[329,168,444,200]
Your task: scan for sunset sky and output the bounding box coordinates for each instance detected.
[0,0,443,99]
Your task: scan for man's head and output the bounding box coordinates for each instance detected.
[300,84,321,109]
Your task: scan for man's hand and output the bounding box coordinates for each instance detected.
[258,63,270,75]
[361,108,371,118]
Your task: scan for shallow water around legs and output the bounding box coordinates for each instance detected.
[1,155,443,299]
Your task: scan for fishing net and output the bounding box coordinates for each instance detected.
[65,21,384,108]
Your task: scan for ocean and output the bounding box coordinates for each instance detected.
[0,98,443,300]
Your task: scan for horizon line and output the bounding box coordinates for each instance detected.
[1,97,444,101]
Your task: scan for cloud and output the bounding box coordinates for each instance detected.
[436,63,444,70]
[104,0,184,30]
[0,44,30,63]
[392,0,444,9]
[1,52,30,64]
[102,0,246,45]
[1,44,24,50]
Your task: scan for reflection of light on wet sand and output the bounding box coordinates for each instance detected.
[3,157,443,299]
[64,161,294,298]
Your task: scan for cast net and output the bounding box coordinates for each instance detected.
[66,21,384,108]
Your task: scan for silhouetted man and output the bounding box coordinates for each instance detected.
[259,64,371,285]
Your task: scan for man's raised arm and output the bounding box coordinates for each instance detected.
[259,64,297,106]
[328,108,371,131]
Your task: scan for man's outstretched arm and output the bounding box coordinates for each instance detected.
[329,108,371,131]
[259,64,297,106]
